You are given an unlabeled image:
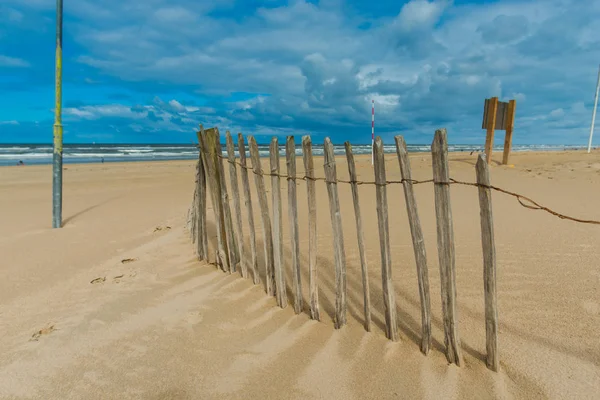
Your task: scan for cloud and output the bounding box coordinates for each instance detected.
[0,55,30,68]
[2,0,600,144]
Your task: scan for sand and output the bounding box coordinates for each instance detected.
[0,150,599,399]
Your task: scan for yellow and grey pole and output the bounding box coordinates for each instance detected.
[52,0,63,228]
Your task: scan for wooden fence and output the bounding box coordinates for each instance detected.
[188,126,499,372]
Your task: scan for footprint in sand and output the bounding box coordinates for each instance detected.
[90,277,106,284]
[121,258,138,264]
[153,226,172,233]
[30,325,56,341]
[582,300,599,315]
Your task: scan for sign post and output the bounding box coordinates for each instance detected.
[482,97,517,165]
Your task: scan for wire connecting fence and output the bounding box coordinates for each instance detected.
[187,125,599,373]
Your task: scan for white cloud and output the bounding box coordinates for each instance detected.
[0,55,29,67]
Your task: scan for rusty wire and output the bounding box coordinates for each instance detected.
[198,151,600,226]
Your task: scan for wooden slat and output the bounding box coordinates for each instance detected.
[431,128,462,365]
[344,142,371,332]
[226,131,247,278]
[286,136,303,314]
[270,138,288,308]
[323,138,347,329]
[249,136,275,295]
[196,131,208,261]
[484,97,498,165]
[373,137,399,341]
[302,136,320,321]
[215,131,239,272]
[476,154,499,372]
[502,99,516,165]
[238,133,260,285]
[395,135,431,354]
[201,127,230,271]
[190,169,197,243]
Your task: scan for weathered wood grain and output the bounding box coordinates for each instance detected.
[502,99,516,165]
[215,130,239,272]
[373,137,398,341]
[196,130,208,261]
[302,136,320,321]
[484,97,498,165]
[286,136,303,314]
[270,138,288,308]
[226,131,247,278]
[238,133,260,285]
[249,136,275,295]
[323,138,347,329]
[476,154,499,372]
[201,127,230,271]
[431,128,462,365]
[344,141,371,332]
[395,135,431,354]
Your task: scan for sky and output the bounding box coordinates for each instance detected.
[0,0,599,145]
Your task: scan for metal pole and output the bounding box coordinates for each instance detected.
[587,64,600,154]
[52,0,63,228]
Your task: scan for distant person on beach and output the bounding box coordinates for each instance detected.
[17,160,24,166]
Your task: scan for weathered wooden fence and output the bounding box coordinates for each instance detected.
[188,126,499,372]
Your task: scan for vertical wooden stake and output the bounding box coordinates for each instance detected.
[286,136,303,314]
[249,136,275,296]
[484,97,498,165]
[502,100,516,165]
[226,131,247,278]
[202,127,230,271]
[238,133,260,285]
[476,154,499,372]
[432,128,462,365]
[344,142,371,332]
[270,138,288,308]
[215,131,239,272]
[190,182,197,243]
[395,135,431,354]
[302,136,320,321]
[373,137,399,341]
[196,130,208,261]
[324,138,347,329]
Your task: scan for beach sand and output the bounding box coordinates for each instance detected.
[0,150,599,399]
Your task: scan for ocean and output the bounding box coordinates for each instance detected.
[0,143,587,166]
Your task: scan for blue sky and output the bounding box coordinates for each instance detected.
[0,0,599,144]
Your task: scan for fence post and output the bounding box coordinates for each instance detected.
[201,127,230,271]
[302,136,320,321]
[196,130,208,261]
[476,154,499,371]
[226,131,247,278]
[270,138,288,308]
[286,136,303,314]
[373,137,399,341]
[215,130,239,272]
[344,142,371,332]
[395,135,431,354]
[238,133,260,285]
[324,138,347,329]
[190,172,197,243]
[431,128,462,365]
[249,136,276,296]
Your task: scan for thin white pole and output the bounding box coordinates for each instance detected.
[371,99,375,166]
[587,64,600,153]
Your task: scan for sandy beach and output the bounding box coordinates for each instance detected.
[0,149,599,399]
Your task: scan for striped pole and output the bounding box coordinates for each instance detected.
[371,99,375,166]
[52,0,64,228]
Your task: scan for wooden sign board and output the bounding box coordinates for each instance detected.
[482,99,509,130]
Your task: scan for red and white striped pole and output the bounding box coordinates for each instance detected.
[371,99,375,166]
